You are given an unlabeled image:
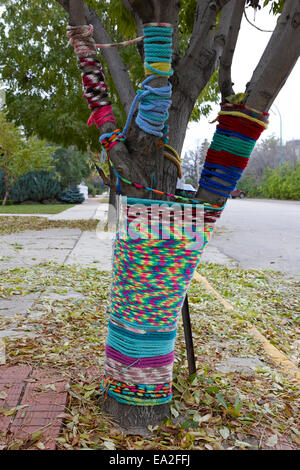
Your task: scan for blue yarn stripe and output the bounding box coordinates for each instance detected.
[216,127,256,142]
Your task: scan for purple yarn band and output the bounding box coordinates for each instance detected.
[105,345,174,368]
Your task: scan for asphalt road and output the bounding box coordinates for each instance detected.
[205,199,300,277]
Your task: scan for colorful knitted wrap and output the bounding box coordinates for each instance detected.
[101,197,217,405]
[199,103,269,197]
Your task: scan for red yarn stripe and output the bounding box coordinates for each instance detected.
[217,115,265,140]
[206,148,249,170]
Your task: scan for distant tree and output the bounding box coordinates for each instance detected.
[239,135,300,196]
[9,170,61,203]
[243,135,281,179]
[52,146,92,188]
[0,111,54,205]
[59,185,85,203]
[182,138,209,188]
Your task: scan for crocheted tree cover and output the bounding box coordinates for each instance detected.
[101,197,217,405]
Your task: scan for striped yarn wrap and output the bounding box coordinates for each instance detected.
[121,24,173,143]
[199,103,269,198]
[100,129,126,151]
[67,25,117,128]
[104,357,173,384]
[101,196,217,405]
[143,25,173,77]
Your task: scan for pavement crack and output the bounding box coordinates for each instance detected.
[62,230,83,265]
[7,367,34,432]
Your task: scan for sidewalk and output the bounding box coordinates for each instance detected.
[50,198,108,221]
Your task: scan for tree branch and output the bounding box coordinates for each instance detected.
[218,0,245,100]
[56,0,69,11]
[123,0,181,198]
[245,0,300,111]
[84,6,135,115]
[196,1,300,208]
[121,0,144,62]
[185,0,231,61]
[56,0,135,115]
[174,0,231,103]
[128,0,177,23]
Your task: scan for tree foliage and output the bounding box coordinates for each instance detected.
[237,136,300,199]
[60,185,85,203]
[0,110,54,204]
[262,162,300,199]
[52,146,92,188]
[238,162,300,200]
[0,0,220,150]
[240,135,300,180]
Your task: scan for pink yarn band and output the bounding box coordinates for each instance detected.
[87,105,117,127]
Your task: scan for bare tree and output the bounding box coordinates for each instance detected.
[182,139,209,188]
[55,0,300,428]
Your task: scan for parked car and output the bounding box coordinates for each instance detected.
[230,189,245,199]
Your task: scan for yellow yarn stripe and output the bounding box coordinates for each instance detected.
[218,111,268,129]
[164,144,181,162]
[163,151,182,178]
[144,62,171,75]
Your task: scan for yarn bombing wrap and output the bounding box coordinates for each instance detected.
[199,103,269,198]
[101,197,216,405]
[121,24,173,142]
[143,24,173,77]
[66,25,117,129]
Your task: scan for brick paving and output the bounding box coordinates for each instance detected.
[0,365,68,450]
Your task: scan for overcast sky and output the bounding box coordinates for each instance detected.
[182,7,300,156]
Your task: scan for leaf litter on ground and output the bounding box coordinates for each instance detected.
[0,260,299,450]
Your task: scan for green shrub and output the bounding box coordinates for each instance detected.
[0,199,14,205]
[238,162,300,200]
[9,171,61,203]
[260,162,300,200]
[237,176,263,198]
[87,183,96,197]
[59,186,85,204]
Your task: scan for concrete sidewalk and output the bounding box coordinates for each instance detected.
[50,198,108,221]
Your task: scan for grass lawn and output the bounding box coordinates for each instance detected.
[0,204,75,214]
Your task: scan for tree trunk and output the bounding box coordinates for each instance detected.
[2,172,10,206]
[107,170,117,231]
[2,190,9,206]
